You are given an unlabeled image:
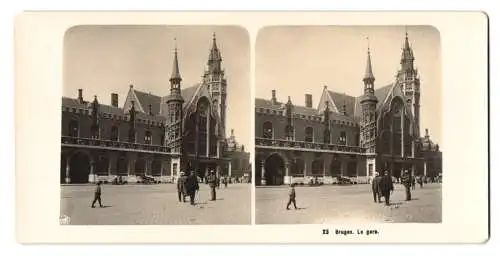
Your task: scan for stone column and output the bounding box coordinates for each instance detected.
[145,160,151,176]
[206,115,210,157]
[284,162,290,185]
[322,159,327,177]
[107,157,112,177]
[260,159,266,185]
[127,156,137,183]
[65,157,71,184]
[303,159,307,178]
[401,114,405,157]
[424,161,427,177]
[411,140,415,158]
[88,160,96,183]
[228,161,232,177]
[216,140,220,158]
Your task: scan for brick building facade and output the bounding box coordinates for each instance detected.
[60,34,250,184]
[255,33,442,186]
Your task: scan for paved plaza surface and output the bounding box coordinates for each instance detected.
[61,183,251,225]
[256,183,442,224]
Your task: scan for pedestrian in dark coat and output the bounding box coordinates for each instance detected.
[177,171,187,202]
[286,183,298,210]
[184,171,199,205]
[91,181,104,208]
[401,170,412,201]
[207,170,218,201]
[379,171,394,206]
[372,172,382,203]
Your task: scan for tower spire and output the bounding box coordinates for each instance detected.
[207,32,222,73]
[364,37,375,81]
[170,38,182,82]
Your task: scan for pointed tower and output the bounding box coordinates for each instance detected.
[397,32,421,137]
[360,42,378,155]
[203,33,228,139]
[165,41,185,155]
[285,96,294,140]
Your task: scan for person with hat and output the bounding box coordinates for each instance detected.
[91,181,104,208]
[378,170,394,206]
[401,169,412,201]
[207,169,218,201]
[177,171,187,203]
[184,171,199,205]
[371,171,382,203]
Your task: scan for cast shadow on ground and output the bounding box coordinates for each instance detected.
[288,207,307,210]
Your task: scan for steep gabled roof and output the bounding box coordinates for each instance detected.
[327,91,356,116]
[133,90,162,115]
[255,97,357,123]
[181,84,201,109]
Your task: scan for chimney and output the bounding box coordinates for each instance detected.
[305,94,312,108]
[77,89,83,103]
[271,90,277,104]
[111,93,119,107]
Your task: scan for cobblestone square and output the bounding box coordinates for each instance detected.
[61,183,251,225]
[256,183,441,224]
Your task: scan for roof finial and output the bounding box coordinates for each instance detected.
[366,36,370,53]
[174,37,177,53]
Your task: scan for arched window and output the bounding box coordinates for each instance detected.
[110,125,119,141]
[305,127,314,142]
[144,130,152,144]
[160,134,165,146]
[197,98,209,156]
[128,129,136,143]
[90,124,99,139]
[68,120,79,137]
[339,131,347,145]
[262,122,273,139]
[392,100,403,156]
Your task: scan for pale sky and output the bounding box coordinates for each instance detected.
[64,25,250,148]
[256,26,442,147]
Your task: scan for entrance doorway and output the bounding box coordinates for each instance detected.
[69,152,91,183]
[263,154,285,185]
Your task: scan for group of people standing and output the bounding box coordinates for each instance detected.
[371,170,424,206]
[177,169,229,205]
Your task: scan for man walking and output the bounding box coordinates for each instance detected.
[91,181,104,208]
[379,171,394,206]
[401,170,412,201]
[177,171,187,203]
[207,169,218,201]
[184,171,199,205]
[372,172,382,203]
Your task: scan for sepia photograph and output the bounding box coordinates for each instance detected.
[255,26,443,224]
[59,25,252,225]
[15,11,487,243]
